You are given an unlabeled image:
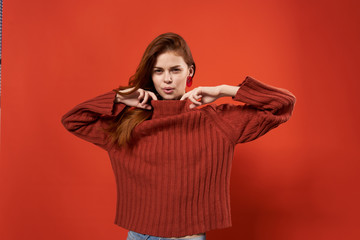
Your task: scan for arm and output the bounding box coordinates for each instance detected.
[60,90,127,151]
[218,85,241,98]
[203,76,296,144]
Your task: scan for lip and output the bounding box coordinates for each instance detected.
[162,88,174,94]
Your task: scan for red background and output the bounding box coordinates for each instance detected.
[1,0,359,239]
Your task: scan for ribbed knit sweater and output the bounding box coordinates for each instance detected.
[61,76,296,238]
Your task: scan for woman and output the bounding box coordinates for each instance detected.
[61,32,296,240]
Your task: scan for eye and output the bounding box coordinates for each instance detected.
[172,68,181,72]
[154,69,163,73]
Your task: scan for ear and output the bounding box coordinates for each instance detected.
[189,65,194,77]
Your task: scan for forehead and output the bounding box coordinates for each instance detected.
[154,51,187,68]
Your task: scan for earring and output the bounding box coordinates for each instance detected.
[186,76,193,87]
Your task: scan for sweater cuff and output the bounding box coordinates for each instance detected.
[82,90,127,117]
[232,76,296,108]
[232,76,266,103]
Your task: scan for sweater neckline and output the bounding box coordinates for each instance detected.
[150,98,193,119]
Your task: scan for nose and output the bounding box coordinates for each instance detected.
[164,70,172,82]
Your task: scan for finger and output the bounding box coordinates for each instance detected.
[139,104,151,110]
[142,91,149,105]
[138,89,144,100]
[148,91,158,100]
[188,96,201,109]
[189,94,202,105]
[180,93,186,100]
[137,102,150,110]
[194,93,202,101]
[180,92,189,100]
[189,89,198,101]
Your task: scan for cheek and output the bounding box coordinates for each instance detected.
[152,76,161,88]
[174,79,186,91]
[178,74,187,85]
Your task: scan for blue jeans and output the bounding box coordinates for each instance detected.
[126,231,206,240]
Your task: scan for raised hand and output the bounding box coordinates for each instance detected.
[116,87,158,110]
[180,86,222,109]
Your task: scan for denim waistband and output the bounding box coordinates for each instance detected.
[127,231,206,240]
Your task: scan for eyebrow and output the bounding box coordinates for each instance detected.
[153,65,182,69]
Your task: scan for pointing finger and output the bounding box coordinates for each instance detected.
[180,92,188,100]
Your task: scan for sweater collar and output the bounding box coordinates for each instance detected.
[150,98,193,119]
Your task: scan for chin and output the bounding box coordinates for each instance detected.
[162,96,176,100]
[160,93,180,100]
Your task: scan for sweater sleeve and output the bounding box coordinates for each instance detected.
[203,76,296,144]
[60,90,127,151]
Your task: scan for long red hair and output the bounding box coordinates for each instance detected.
[103,32,196,149]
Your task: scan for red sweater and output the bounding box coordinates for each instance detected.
[61,76,296,237]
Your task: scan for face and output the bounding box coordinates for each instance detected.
[152,51,193,100]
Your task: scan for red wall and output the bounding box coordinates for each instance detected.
[1,0,359,239]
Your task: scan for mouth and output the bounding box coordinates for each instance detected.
[162,87,174,94]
